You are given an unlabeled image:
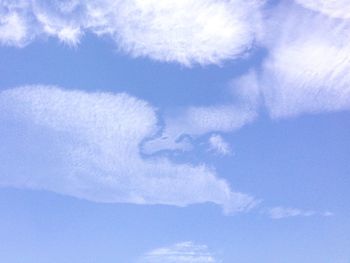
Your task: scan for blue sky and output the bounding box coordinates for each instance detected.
[0,0,350,262]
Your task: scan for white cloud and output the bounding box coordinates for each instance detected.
[31,0,85,46]
[97,0,261,66]
[143,69,260,155]
[0,0,262,65]
[268,207,315,219]
[0,11,29,46]
[142,70,260,155]
[177,105,256,135]
[140,242,218,263]
[229,70,261,109]
[268,206,333,219]
[208,134,231,155]
[0,85,257,214]
[142,104,256,154]
[260,2,350,118]
[322,211,335,217]
[295,0,350,19]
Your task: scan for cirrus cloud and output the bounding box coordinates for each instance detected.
[267,206,334,219]
[0,85,257,214]
[139,242,218,263]
[260,2,350,118]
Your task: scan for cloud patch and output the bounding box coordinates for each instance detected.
[105,0,261,66]
[260,2,350,118]
[295,0,350,19]
[208,134,231,155]
[142,104,256,154]
[140,242,218,263]
[0,9,29,46]
[0,85,257,214]
[268,206,333,219]
[0,0,262,65]
[142,70,260,155]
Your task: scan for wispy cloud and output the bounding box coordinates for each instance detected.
[140,242,218,263]
[1,1,345,220]
[143,70,260,155]
[295,0,350,19]
[0,85,257,214]
[267,206,334,219]
[260,2,350,118]
[143,104,256,154]
[0,0,262,65]
[208,134,231,155]
[0,11,28,46]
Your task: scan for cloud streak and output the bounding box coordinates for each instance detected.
[140,242,218,263]
[268,206,333,220]
[0,85,257,214]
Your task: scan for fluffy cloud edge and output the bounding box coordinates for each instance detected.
[0,0,263,65]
